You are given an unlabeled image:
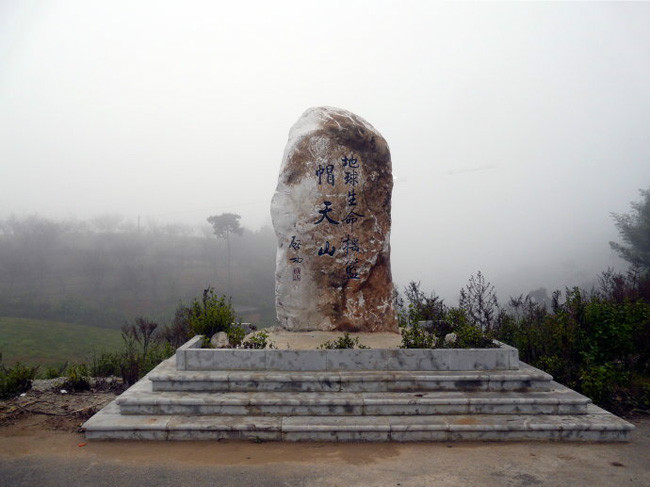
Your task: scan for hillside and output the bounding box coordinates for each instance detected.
[0,317,122,367]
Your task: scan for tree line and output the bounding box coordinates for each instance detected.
[0,214,277,329]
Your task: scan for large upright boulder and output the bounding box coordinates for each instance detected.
[271,107,397,332]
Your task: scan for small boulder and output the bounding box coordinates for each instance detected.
[210,331,230,348]
[444,333,457,346]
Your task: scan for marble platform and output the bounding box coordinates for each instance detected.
[83,337,634,442]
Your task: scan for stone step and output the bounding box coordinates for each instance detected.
[84,402,634,442]
[116,387,590,416]
[149,361,554,393]
[176,339,520,371]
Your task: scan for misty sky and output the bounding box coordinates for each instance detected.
[1,1,649,303]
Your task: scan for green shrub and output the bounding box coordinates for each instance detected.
[493,273,650,414]
[0,354,39,399]
[43,362,68,379]
[397,284,496,349]
[398,281,447,326]
[189,287,237,344]
[400,322,436,349]
[227,323,246,348]
[318,332,369,350]
[580,363,628,407]
[63,363,91,391]
[88,351,122,378]
[453,324,497,348]
[582,298,649,366]
[242,330,273,349]
[445,307,470,329]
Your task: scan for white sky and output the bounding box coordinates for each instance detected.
[1,1,649,302]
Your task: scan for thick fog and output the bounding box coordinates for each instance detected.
[1,1,649,304]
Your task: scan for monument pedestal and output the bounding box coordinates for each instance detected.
[83,336,633,441]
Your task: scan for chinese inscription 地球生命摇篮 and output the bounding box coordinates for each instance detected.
[289,155,366,282]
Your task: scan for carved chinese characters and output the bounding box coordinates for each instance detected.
[271,107,397,332]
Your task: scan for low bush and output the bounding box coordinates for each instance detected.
[189,287,237,345]
[242,330,273,349]
[396,285,495,349]
[452,323,497,349]
[0,353,39,399]
[318,332,369,350]
[63,363,91,391]
[493,270,650,414]
[43,363,68,379]
[227,323,246,348]
[88,351,122,378]
[400,321,436,349]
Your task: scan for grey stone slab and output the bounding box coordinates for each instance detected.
[175,335,203,370]
[387,349,451,371]
[391,430,450,441]
[283,430,391,441]
[282,415,391,440]
[185,349,267,370]
[165,430,279,441]
[447,349,499,371]
[153,380,231,392]
[150,368,552,393]
[176,350,186,370]
[85,408,634,442]
[85,430,170,440]
[83,403,171,433]
[173,336,522,372]
[116,388,591,417]
[326,349,391,370]
[265,350,328,371]
[167,415,281,432]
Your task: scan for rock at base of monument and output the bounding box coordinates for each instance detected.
[271,106,397,332]
[210,332,230,348]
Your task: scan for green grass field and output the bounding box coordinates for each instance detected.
[0,316,123,368]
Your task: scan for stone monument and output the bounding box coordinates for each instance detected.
[271,106,397,332]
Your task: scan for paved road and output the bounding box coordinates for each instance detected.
[1,416,649,487]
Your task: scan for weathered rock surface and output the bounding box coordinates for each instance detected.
[444,333,458,346]
[210,332,229,348]
[271,106,397,332]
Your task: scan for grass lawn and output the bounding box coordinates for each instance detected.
[0,316,123,368]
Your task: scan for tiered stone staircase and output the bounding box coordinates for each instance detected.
[83,337,634,441]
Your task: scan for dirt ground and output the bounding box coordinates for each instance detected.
[264,327,402,349]
[1,386,649,487]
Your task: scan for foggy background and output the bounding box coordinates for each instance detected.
[1,1,649,316]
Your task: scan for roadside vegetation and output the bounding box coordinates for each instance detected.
[0,285,274,399]
[1,189,648,416]
[396,189,650,415]
[395,267,649,415]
